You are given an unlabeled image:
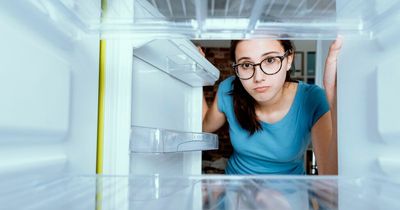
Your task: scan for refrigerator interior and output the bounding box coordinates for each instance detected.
[1,0,400,209]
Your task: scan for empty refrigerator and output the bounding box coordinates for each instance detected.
[1,0,400,209]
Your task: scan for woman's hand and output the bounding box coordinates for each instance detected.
[323,36,343,106]
[197,46,206,57]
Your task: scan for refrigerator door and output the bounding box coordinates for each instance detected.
[101,37,220,175]
[0,1,100,176]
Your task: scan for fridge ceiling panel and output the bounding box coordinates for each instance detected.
[4,0,399,39]
[125,0,400,39]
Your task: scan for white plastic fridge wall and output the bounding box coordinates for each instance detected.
[337,1,400,178]
[0,1,99,176]
[335,0,400,208]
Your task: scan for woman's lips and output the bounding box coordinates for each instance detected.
[254,86,270,93]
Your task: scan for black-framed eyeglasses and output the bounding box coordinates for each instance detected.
[232,51,290,80]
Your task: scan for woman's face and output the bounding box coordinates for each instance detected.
[235,40,293,104]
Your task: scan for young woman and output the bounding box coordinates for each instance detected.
[202,38,342,175]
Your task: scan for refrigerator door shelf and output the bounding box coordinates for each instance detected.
[168,62,219,86]
[130,126,218,153]
[133,39,219,87]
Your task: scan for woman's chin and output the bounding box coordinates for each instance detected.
[252,93,274,104]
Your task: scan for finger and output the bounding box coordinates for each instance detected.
[330,35,343,51]
[326,36,343,63]
[328,36,343,58]
[197,46,205,57]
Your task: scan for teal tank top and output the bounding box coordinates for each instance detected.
[217,76,330,175]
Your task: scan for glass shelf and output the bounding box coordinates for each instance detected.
[1,175,399,210]
[130,126,218,153]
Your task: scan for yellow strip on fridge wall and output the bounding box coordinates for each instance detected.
[96,40,106,174]
[96,2,107,209]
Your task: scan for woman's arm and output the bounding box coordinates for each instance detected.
[202,93,226,132]
[313,37,343,175]
[202,95,209,120]
[311,111,336,174]
[198,46,226,132]
[323,37,343,106]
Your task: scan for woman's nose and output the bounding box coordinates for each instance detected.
[253,65,266,83]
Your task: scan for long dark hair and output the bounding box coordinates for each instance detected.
[229,40,296,135]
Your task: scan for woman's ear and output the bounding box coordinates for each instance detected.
[286,53,294,71]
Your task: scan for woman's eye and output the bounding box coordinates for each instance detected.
[241,63,253,69]
[265,57,276,64]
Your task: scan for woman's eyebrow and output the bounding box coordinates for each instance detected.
[236,56,252,63]
[261,51,281,57]
[236,51,281,63]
